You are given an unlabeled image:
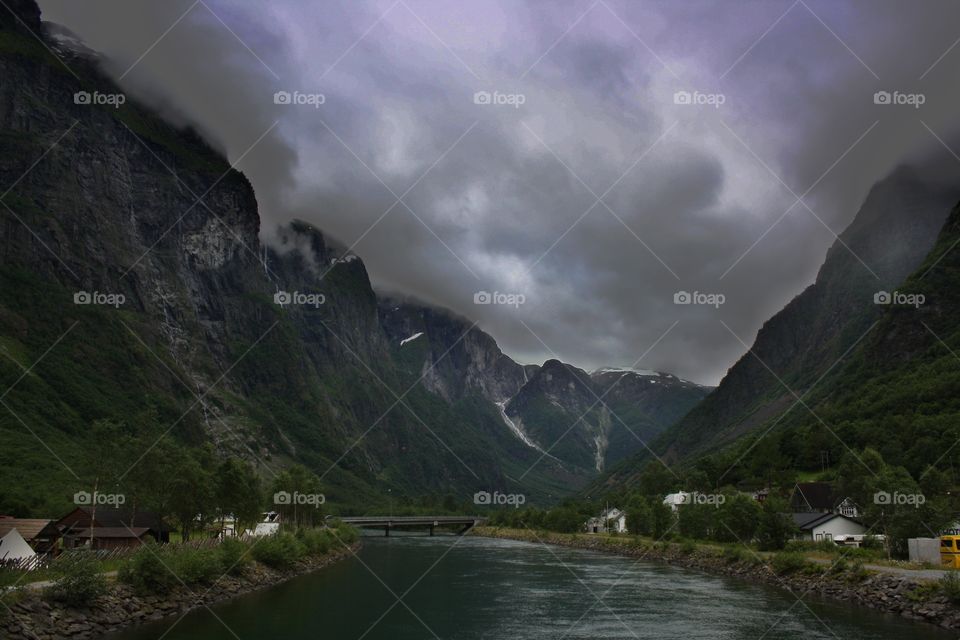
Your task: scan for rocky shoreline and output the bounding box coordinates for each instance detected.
[1,542,361,640]
[474,527,960,631]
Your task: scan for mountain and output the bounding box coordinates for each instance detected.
[0,1,707,515]
[377,298,534,404]
[755,200,960,481]
[595,162,960,489]
[0,2,546,512]
[502,361,710,475]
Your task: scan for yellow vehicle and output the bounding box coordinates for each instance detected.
[940,536,960,568]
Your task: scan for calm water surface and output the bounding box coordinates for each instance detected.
[106,534,954,640]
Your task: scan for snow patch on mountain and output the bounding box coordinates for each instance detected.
[593,367,660,377]
[400,332,423,346]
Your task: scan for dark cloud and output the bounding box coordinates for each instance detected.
[38,0,960,385]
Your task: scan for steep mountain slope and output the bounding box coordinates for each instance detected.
[764,201,960,480]
[662,201,960,489]
[669,166,955,458]
[594,164,960,489]
[0,2,570,513]
[503,362,710,474]
[590,368,711,467]
[378,298,533,403]
[0,1,710,514]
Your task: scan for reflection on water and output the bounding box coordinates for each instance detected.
[106,533,954,640]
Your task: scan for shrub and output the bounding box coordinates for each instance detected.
[722,546,750,564]
[939,571,960,604]
[771,552,813,575]
[827,556,848,575]
[171,546,221,586]
[46,554,107,607]
[331,523,359,546]
[860,535,884,551]
[786,539,838,554]
[119,544,178,595]
[251,532,304,569]
[297,528,334,556]
[217,538,252,576]
[845,559,870,582]
[680,539,697,555]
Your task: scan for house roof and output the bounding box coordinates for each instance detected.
[792,482,837,511]
[791,512,863,531]
[0,518,58,541]
[57,507,172,533]
[66,527,152,539]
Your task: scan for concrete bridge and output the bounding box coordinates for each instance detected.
[336,516,486,536]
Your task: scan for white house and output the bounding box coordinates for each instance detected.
[602,508,628,534]
[663,492,691,512]
[0,528,37,564]
[792,512,866,542]
[584,508,628,534]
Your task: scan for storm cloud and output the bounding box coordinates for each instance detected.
[39,0,960,384]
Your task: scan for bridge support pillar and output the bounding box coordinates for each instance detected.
[385,525,390,537]
[429,525,435,536]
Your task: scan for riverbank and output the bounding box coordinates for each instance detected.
[474,527,960,630]
[1,541,361,640]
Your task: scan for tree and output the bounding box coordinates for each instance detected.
[270,464,323,528]
[636,463,676,498]
[715,493,761,543]
[167,449,215,540]
[625,495,652,536]
[853,455,956,558]
[543,506,583,533]
[677,502,712,539]
[756,497,795,551]
[81,420,125,547]
[216,458,263,534]
[647,497,674,539]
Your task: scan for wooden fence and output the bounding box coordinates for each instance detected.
[1,535,230,574]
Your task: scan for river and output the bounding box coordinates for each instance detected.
[106,534,953,639]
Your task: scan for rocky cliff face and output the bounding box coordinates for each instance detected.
[0,1,520,510]
[0,1,713,513]
[378,298,532,403]
[595,163,960,488]
[503,361,710,474]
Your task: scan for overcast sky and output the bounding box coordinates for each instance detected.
[39,0,960,385]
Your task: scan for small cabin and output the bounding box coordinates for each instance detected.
[57,507,171,549]
[0,517,60,554]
